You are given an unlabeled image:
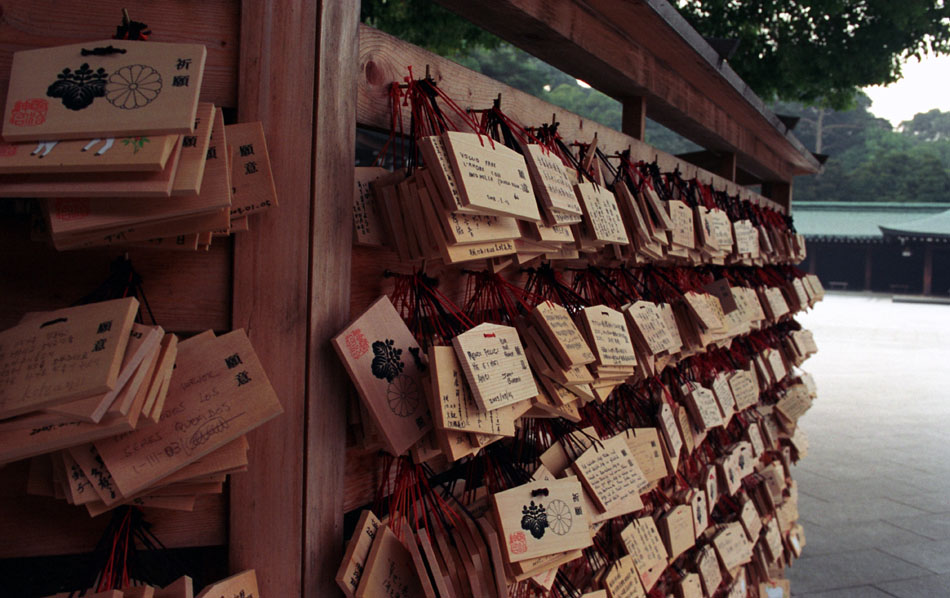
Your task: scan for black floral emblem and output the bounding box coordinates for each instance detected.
[371,339,404,383]
[521,501,548,540]
[46,63,107,110]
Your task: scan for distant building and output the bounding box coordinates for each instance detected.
[794,202,950,295]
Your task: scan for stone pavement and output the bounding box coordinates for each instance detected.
[788,293,950,597]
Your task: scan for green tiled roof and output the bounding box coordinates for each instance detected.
[880,210,950,239]
[793,202,950,241]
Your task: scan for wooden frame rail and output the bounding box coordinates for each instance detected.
[357,24,788,212]
[433,0,821,183]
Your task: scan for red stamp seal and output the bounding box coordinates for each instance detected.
[9,99,48,127]
[345,328,369,360]
[509,531,527,555]
[53,198,90,221]
[0,143,15,157]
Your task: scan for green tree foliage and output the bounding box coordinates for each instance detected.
[676,0,950,109]
[782,97,950,203]
[360,0,499,56]
[900,109,950,142]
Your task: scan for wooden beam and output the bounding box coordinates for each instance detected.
[303,1,359,596]
[231,0,316,595]
[621,96,646,140]
[864,245,873,291]
[357,25,787,213]
[432,0,820,181]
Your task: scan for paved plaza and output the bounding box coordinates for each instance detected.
[789,293,950,597]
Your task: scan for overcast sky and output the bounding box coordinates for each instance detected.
[864,54,950,127]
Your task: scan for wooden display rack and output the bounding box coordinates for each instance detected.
[0,1,819,597]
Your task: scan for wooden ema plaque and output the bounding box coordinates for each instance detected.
[530,301,595,367]
[353,166,389,246]
[620,516,668,590]
[44,322,162,423]
[442,131,541,222]
[452,322,538,411]
[428,345,516,436]
[657,402,683,461]
[624,301,673,357]
[0,297,138,419]
[623,428,668,485]
[226,121,278,220]
[95,329,283,497]
[572,434,647,515]
[668,200,695,248]
[578,306,637,368]
[4,40,206,142]
[417,134,474,213]
[604,554,646,598]
[0,132,178,174]
[677,573,703,598]
[759,579,791,598]
[574,181,629,245]
[0,139,182,198]
[170,102,214,196]
[335,511,382,597]
[520,143,582,218]
[712,522,754,571]
[352,526,427,598]
[492,478,593,563]
[657,504,695,561]
[697,544,722,596]
[154,575,193,598]
[195,570,258,598]
[685,385,723,432]
[332,296,432,455]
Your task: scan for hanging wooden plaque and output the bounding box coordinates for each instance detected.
[195,570,258,598]
[332,296,432,455]
[452,322,538,411]
[95,329,283,497]
[4,40,206,142]
[227,121,278,220]
[603,554,646,598]
[572,434,647,514]
[170,102,214,196]
[0,131,178,174]
[531,301,596,367]
[520,143,582,217]
[0,297,138,419]
[336,510,382,598]
[429,345,516,436]
[442,131,541,222]
[491,478,592,563]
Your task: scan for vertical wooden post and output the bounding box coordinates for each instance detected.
[231,1,317,595]
[864,245,873,291]
[304,1,360,596]
[762,181,792,212]
[923,244,933,295]
[716,152,737,182]
[807,244,817,275]
[621,96,647,140]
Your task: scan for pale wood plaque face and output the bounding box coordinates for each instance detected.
[4,40,206,142]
